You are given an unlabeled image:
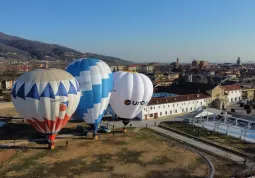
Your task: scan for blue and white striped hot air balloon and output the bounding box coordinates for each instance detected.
[66,58,113,136]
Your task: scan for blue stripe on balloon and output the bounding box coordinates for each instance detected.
[72,61,82,77]
[82,90,94,109]
[92,84,102,104]
[11,82,17,98]
[88,58,99,66]
[68,81,77,94]
[17,83,25,100]
[101,79,109,98]
[26,83,40,100]
[56,82,68,96]
[108,73,113,92]
[40,83,55,99]
[80,59,90,71]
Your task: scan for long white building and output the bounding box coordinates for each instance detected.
[137,94,211,120]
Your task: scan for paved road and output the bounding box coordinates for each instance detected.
[102,116,184,128]
[149,126,248,166]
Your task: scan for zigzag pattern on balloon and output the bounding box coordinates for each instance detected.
[11,80,79,100]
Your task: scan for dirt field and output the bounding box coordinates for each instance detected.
[0,128,210,178]
[0,108,20,117]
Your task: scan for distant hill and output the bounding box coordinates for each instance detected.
[0,32,133,65]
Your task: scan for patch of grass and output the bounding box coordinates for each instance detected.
[145,155,172,166]
[195,157,205,165]
[146,170,173,178]
[101,138,129,145]
[6,151,47,172]
[162,122,255,156]
[47,158,84,177]
[117,148,143,164]
[136,129,168,142]
[111,173,129,178]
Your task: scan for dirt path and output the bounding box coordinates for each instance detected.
[0,150,16,163]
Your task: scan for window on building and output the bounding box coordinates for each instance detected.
[231,98,233,102]
[204,99,206,102]
[163,105,165,108]
[149,114,153,117]
[170,111,172,114]
[175,110,177,113]
[165,111,167,115]
[182,109,184,112]
[239,97,241,100]
[168,105,169,107]
[188,102,190,104]
[173,104,175,107]
[186,108,188,111]
[154,107,155,109]
[190,107,192,111]
[160,112,162,116]
[150,107,152,110]
[197,101,198,103]
[201,102,202,105]
[235,97,237,101]
[158,106,160,108]
[177,104,178,106]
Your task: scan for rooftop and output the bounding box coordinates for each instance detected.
[148,93,210,105]
[220,85,241,91]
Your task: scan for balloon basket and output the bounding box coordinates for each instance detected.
[93,134,99,140]
[123,128,127,133]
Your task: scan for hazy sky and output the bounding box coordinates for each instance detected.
[1,0,255,63]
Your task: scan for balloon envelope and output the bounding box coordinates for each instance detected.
[11,69,81,146]
[66,58,113,133]
[110,71,153,120]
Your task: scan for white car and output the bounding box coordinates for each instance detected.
[100,125,111,133]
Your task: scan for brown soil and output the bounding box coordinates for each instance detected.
[0,128,208,178]
[0,150,16,163]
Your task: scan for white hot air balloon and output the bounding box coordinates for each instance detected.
[11,69,81,149]
[110,71,153,127]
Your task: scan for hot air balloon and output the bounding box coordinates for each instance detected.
[110,71,153,131]
[11,69,81,149]
[66,58,113,139]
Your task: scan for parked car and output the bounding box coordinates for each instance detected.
[99,125,111,133]
[76,125,84,132]
[246,109,252,114]
[244,104,251,110]
[76,125,91,136]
